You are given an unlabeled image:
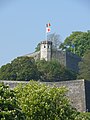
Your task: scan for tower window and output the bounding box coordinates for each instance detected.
[48,45,49,48]
[44,45,46,48]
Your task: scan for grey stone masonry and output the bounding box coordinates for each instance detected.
[52,50,81,72]
[0,80,28,89]
[0,79,90,112]
[24,40,81,72]
[44,79,86,112]
[24,51,40,61]
[66,51,81,72]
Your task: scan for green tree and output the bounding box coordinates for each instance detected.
[78,50,90,80]
[59,31,90,57]
[15,80,78,120]
[0,83,25,120]
[0,63,12,80]
[0,57,76,81]
[35,43,40,52]
[0,57,40,81]
[36,60,76,81]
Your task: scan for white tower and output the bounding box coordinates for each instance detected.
[40,41,52,61]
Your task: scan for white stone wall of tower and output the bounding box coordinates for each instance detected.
[40,41,52,61]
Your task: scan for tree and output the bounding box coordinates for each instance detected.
[0,56,76,81]
[0,83,25,120]
[0,57,40,81]
[47,33,61,49]
[15,80,78,120]
[0,63,12,80]
[36,60,77,81]
[77,50,90,80]
[35,43,40,52]
[59,31,90,57]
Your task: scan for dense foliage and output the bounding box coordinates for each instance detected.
[0,57,39,81]
[0,57,76,81]
[36,60,76,81]
[15,80,78,120]
[77,50,90,80]
[0,83,25,120]
[75,112,90,120]
[59,31,90,57]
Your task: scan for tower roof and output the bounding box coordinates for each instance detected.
[41,40,52,44]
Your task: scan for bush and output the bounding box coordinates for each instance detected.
[75,112,90,120]
[15,80,78,120]
[0,83,25,120]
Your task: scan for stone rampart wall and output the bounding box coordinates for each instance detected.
[66,52,81,72]
[52,50,66,66]
[0,79,86,112]
[52,50,81,72]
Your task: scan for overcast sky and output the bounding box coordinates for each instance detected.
[0,0,90,67]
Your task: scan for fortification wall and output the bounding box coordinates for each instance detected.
[25,51,40,61]
[0,79,87,112]
[44,79,86,112]
[25,48,81,72]
[66,51,81,72]
[52,50,66,66]
[0,80,28,89]
[85,80,90,111]
[52,50,81,72]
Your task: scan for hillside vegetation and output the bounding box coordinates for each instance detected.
[0,57,76,81]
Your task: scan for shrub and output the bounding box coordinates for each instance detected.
[15,80,78,120]
[0,83,25,120]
